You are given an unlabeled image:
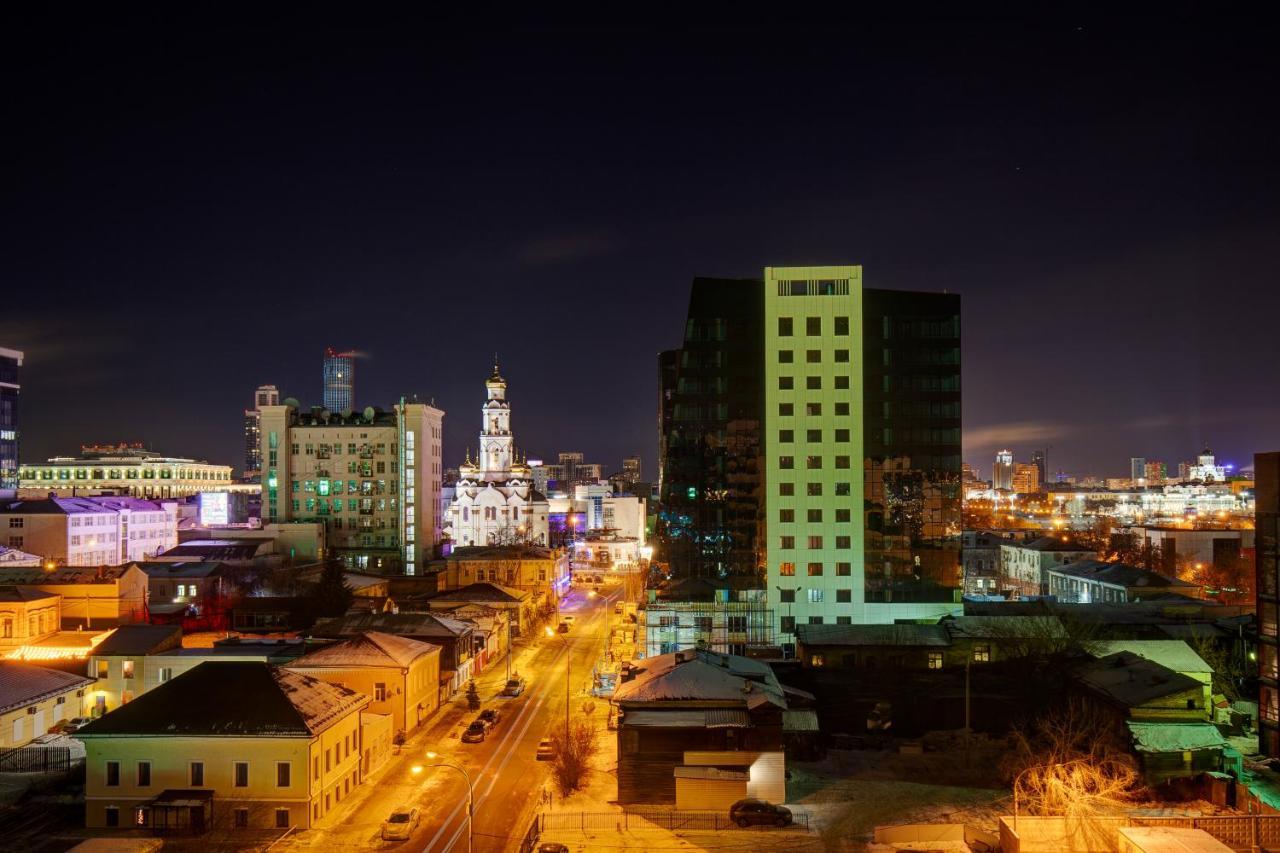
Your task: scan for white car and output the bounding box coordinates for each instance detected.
[382,806,420,841]
[562,615,576,624]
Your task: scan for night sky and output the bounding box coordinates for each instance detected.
[6,15,1279,481]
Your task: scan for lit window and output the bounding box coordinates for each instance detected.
[928,653,943,670]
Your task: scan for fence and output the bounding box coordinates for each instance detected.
[537,808,810,833]
[1000,814,1280,853]
[0,745,73,773]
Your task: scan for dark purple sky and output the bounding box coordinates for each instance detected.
[5,15,1279,480]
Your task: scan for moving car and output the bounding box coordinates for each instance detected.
[461,721,487,743]
[728,798,793,828]
[556,621,569,634]
[478,708,501,729]
[536,738,556,761]
[381,806,420,840]
[502,676,526,697]
[562,614,576,624]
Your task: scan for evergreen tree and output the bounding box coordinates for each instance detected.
[311,560,354,617]
[466,680,481,711]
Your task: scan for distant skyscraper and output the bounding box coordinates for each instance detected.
[1031,449,1047,487]
[1130,456,1147,483]
[322,347,356,412]
[993,449,1014,490]
[1144,460,1167,484]
[1256,451,1280,757]
[622,456,641,482]
[0,347,21,493]
[1012,463,1040,494]
[243,384,279,479]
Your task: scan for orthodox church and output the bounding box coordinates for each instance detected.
[444,363,550,546]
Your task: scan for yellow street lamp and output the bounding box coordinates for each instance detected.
[423,752,474,853]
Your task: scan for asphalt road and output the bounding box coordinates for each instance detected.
[418,585,613,853]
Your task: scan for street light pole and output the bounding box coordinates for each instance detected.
[424,754,473,853]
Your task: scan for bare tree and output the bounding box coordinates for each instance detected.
[1003,698,1141,819]
[549,718,599,796]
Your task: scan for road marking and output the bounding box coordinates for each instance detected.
[419,640,566,853]
[427,596,608,852]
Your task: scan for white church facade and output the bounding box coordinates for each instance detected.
[444,364,550,547]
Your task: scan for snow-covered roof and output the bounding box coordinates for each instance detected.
[613,648,785,709]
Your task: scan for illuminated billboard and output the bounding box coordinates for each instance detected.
[199,492,230,526]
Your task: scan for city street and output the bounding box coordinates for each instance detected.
[283,584,618,853]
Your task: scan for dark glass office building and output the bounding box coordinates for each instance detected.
[657,278,764,581]
[1257,452,1280,756]
[659,269,962,630]
[0,347,21,493]
[861,289,962,603]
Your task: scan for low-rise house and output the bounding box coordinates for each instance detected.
[428,544,568,608]
[999,536,1095,597]
[415,582,531,635]
[795,623,953,670]
[230,596,310,633]
[135,561,235,628]
[942,615,1071,663]
[0,496,177,566]
[78,661,370,832]
[612,648,789,807]
[0,563,150,628]
[1048,559,1202,604]
[286,631,440,736]
[1089,640,1215,719]
[0,660,94,747]
[1073,652,1207,724]
[309,611,475,700]
[0,545,42,567]
[1126,722,1228,785]
[87,624,184,715]
[0,586,62,650]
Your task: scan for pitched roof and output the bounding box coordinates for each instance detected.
[94,624,184,656]
[1010,536,1094,553]
[427,582,529,604]
[1052,559,1199,590]
[446,544,555,561]
[0,585,58,603]
[310,611,474,640]
[75,662,368,737]
[1073,652,1202,707]
[944,615,1068,640]
[1126,722,1228,753]
[795,623,952,647]
[134,561,224,579]
[1090,640,1213,675]
[289,631,439,669]
[161,541,265,561]
[0,661,94,714]
[613,649,785,709]
[0,564,137,585]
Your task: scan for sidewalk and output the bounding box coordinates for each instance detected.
[281,640,544,850]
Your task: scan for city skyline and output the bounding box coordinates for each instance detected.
[6,19,1279,477]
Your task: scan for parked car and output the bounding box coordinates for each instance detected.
[536,844,570,853]
[51,717,92,734]
[557,621,570,634]
[478,708,501,729]
[536,738,556,761]
[461,721,487,743]
[729,798,793,828]
[381,806,420,840]
[562,614,576,624]
[502,676,526,697]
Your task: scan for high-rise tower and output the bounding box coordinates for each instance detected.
[322,347,356,412]
[0,347,21,493]
[243,384,279,479]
